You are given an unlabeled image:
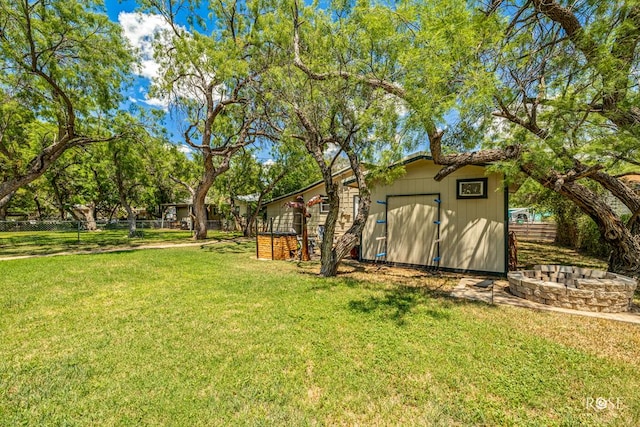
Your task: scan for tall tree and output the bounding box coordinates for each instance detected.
[286,0,479,276]
[103,114,162,237]
[139,0,270,240]
[0,0,133,199]
[481,0,640,275]
[263,2,409,276]
[0,94,33,217]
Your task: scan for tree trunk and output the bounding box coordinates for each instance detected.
[127,210,137,238]
[319,181,340,274]
[73,203,97,231]
[33,195,44,220]
[301,211,310,261]
[191,150,234,240]
[591,171,640,236]
[48,176,67,220]
[319,152,371,277]
[114,157,138,238]
[244,215,254,237]
[0,136,92,200]
[0,192,14,221]
[192,181,211,240]
[523,164,640,276]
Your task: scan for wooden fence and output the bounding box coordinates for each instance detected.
[509,223,557,243]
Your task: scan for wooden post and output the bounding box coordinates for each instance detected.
[270,217,274,261]
[255,218,259,259]
[301,211,310,261]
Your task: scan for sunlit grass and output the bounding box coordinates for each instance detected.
[1,243,638,425]
[0,229,242,257]
[517,241,608,270]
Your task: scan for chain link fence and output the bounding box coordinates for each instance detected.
[0,219,233,233]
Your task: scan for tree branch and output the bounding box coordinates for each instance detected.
[169,174,195,197]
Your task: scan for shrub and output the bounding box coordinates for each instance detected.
[576,216,610,258]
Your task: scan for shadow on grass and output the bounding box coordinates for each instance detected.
[296,260,504,326]
[348,285,454,326]
[201,240,255,254]
[517,241,607,270]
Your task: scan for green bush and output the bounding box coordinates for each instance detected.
[576,216,610,258]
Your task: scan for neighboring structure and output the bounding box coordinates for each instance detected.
[359,154,507,275]
[161,199,222,229]
[233,194,258,217]
[508,207,551,223]
[264,168,360,238]
[621,174,640,190]
[508,207,556,242]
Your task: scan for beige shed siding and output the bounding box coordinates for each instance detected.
[265,172,359,237]
[361,159,506,274]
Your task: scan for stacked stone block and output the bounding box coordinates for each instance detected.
[507,265,637,313]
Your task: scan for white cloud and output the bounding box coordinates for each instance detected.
[263,159,276,167]
[118,12,226,109]
[118,12,173,80]
[324,143,341,159]
[128,87,169,110]
[177,145,193,155]
[141,95,169,110]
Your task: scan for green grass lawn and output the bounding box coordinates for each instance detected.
[0,229,241,258]
[1,242,639,425]
[516,241,608,270]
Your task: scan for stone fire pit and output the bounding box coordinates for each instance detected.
[508,265,637,313]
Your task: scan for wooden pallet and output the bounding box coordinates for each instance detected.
[256,233,297,260]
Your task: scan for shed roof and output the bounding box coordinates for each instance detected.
[264,166,354,205]
[343,152,434,187]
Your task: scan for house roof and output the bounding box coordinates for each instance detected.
[264,166,354,205]
[235,194,259,202]
[161,197,215,206]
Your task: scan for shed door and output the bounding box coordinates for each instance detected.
[387,195,438,266]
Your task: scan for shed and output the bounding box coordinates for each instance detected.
[359,154,507,275]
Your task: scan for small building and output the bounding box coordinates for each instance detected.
[264,168,360,237]
[262,154,508,274]
[160,198,221,229]
[233,194,259,217]
[359,154,507,275]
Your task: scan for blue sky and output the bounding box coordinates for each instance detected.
[104,1,214,153]
[105,0,136,20]
[102,1,427,161]
[105,1,176,137]
[103,0,280,161]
